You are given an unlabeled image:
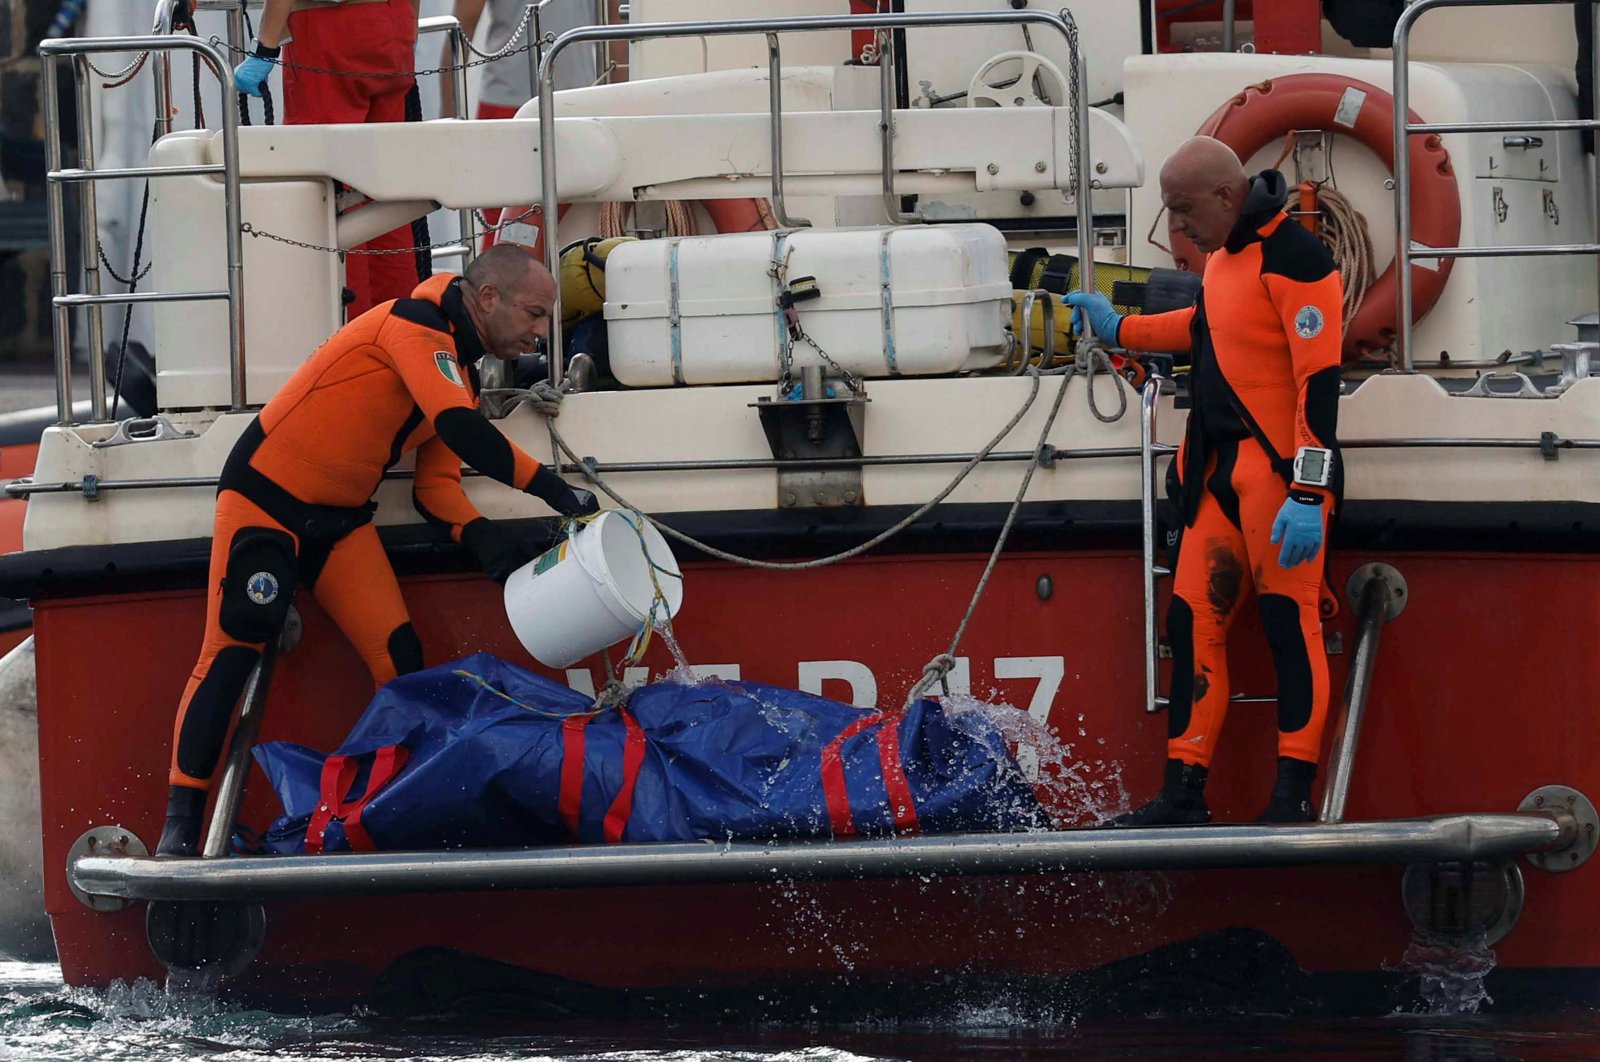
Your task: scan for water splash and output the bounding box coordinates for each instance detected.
[1397,930,1497,1016]
[652,621,698,685]
[938,692,1128,828]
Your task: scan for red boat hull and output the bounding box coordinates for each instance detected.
[32,548,1600,998]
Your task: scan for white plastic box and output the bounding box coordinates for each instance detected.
[602,224,1012,387]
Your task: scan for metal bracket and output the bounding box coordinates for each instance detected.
[1520,785,1598,873]
[80,474,99,501]
[1540,431,1561,461]
[1458,371,1544,399]
[752,369,869,509]
[1346,562,1408,623]
[90,415,196,448]
[1548,341,1597,397]
[1290,129,1330,187]
[67,826,147,911]
[1493,185,1508,223]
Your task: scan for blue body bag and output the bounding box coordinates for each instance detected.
[253,653,1045,853]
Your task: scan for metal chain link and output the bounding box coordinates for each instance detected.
[459,1,538,62]
[239,202,543,256]
[1061,9,1081,202]
[96,241,154,286]
[88,52,150,84]
[793,329,862,395]
[209,25,550,80]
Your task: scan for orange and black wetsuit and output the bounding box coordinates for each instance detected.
[1121,170,1343,771]
[168,273,554,795]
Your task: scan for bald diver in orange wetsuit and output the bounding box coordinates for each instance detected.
[1068,137,1344,824]
[157,245,597,856]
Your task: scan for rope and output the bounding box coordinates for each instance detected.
[1076,338,1128,424]
[482,367,1048,573]
[598,201,698,239]
[902,369,1072,708]
[1312,184,1376,329]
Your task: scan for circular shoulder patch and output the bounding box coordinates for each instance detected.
[246,571,280,606]
[1294,305,1325,340]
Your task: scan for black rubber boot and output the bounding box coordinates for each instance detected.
[1104,759,1210,827]
[156,785,206,857]
[1255,757,1318,823]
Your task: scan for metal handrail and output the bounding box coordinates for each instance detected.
[10,431,1600,499]
[417,15,477,271]
[1392,0,1600,369]
[69,810,1578,902]
[40,33,244,425]
[1319,565,1405,824]
[765,33,809,228]
[1140,375,1167,715]
[535,9,1095,384]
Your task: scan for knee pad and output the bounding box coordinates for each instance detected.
[1259,593,1314,733]
[175,644,261,783]
[218,527,298,644]
[386,622,424,677]
[1164,596,1195,739]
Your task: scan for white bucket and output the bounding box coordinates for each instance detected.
[503,511,685,669]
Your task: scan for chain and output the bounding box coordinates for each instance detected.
[96,241,153,286]
[88,52,150,85]
[1061,10,1082,202]
[459,1,538,62]
[210,28,550,80]
[793,328,861,395]
[239,203,544,257]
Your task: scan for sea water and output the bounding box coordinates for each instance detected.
[3,959,1600,1061]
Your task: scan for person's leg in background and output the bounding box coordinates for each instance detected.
[281,1,421,317]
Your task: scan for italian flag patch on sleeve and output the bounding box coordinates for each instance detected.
[434,350,465,387]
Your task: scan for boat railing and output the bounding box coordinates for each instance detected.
[531,8,1098,384]
[40,1,481,428]
[1392,0,1600,369]
[41,31,243,427]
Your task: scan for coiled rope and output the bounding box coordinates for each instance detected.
[1311,184,1376,329]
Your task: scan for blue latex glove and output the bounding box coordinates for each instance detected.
[1063,290,1123,345]
[1271,496,1324,568]
[234,55,273,97]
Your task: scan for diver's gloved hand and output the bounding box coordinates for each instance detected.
[526,465,602,519]
[1271,495,1324,568]
[525,380,564,418]
[1064,290,1123,345]
[233,43,278,97]
[461,517,534,584]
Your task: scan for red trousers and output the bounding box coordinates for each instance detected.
[284,0,420,318]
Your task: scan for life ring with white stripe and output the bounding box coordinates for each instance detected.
[1169,73,1461,359]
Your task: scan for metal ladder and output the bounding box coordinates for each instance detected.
[1393,0,1600,368]
[41,31,244,426]
[41,0,481,427]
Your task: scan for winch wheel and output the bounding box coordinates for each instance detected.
[967,50,1070,110]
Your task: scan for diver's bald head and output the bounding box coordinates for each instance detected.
[1159,136,1252,255]
[461,244,558,361]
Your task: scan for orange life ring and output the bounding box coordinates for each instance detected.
[483,198,774,257]
[1170,73,1460,359]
